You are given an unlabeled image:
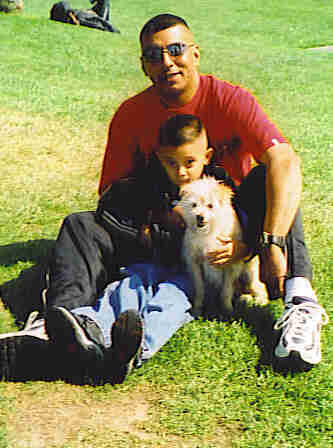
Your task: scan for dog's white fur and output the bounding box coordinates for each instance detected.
[177,176,267,317]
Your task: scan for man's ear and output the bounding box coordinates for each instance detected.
[192,44,200,68]
[141,57,148,76]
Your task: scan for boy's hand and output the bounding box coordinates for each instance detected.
[137,208,186,255]
[152,207,186,234]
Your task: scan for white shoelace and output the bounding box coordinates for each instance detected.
[274,302,329,342]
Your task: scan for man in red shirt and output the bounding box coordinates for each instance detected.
[97,15,298,301]
[1,14,327,382]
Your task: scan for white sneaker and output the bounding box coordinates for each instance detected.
[274,298,329,364]
[0,289,48,341]
[0,312,48,340]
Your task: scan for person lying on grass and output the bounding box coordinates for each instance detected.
[0,13,328,383]
[50,0,119,33]
[0,0,23,13]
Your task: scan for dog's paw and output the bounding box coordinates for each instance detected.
[253,293,269,306]
[237,293,254,303]
[237,291,268,306]
[250,285,269,305]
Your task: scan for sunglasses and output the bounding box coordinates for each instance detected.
[142,42,195,63]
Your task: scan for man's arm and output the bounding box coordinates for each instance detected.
[257,142,302,297]
[98,100,145,196]
[259,142,302,236]
[207,144,302,278]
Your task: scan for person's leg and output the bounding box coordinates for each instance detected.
[46,209,148,309]
[90,0,109,20]
[69,273,144,384]
[0,210,144,382]
[236,165,312,279]
[130,264,194,361]
[45,210,149,379]
[236,165,328,365]
[71,263,193,382]
[71,274,141,348]
[46,211,117,310]
[74,263,194,355]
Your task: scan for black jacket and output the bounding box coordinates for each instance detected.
[95,155,239,258]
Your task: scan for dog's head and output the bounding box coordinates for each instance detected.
[176,176,234,233]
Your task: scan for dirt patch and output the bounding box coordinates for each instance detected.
[2,382,151,448]
[1,382,239,448]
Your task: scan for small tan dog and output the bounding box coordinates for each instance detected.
[177,176,268,318]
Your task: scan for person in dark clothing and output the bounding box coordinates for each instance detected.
[50,0,120,33]
[0,0,23,12]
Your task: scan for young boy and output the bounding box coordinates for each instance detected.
[46,114,236,384]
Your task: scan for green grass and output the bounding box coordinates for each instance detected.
[0,0,332,447]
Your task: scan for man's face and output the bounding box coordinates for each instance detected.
[156,132,213,187]
[141,25,200,104]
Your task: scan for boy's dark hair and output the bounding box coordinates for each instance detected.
[158,114,205,148]
[140,14,189,44]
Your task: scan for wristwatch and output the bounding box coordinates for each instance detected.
[257,232,286,252]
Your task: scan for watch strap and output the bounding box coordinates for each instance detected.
[258,232,286,251]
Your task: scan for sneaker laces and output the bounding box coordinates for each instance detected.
[274,302,329,343]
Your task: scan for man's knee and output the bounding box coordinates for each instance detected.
[61,211,98,234]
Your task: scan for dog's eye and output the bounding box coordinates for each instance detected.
[208,203,213,209]
[192,203,197,208]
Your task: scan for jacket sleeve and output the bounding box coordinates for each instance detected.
[96,176,151,242]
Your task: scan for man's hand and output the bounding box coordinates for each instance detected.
[259,245,287,299]
[207,237,249,266]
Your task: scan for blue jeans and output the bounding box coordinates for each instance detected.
[72,263,194,361]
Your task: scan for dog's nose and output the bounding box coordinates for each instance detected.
[196,215,205,227]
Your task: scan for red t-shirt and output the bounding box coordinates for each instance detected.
[99,74,287,194]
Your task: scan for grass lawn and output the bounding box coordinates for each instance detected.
[0,0,332,446]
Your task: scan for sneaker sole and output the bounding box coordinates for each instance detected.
[274,350,314,373]
[275,337,321,365]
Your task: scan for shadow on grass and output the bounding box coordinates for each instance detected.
[0,239,55,323]
[0,239,54,267]
[233,300,313,376]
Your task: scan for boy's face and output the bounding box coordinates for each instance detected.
[156,131,213,187]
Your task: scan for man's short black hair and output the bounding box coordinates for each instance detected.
[158,114,204,148]
[140,14,189,44]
